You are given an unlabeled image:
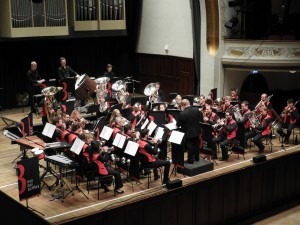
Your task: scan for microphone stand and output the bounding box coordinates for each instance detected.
[131,79,140,98]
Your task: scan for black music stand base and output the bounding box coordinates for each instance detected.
[12,147,29,164]
[40,162,60,190]
[50,166,72,202]
[64,172,88,199]
[26,199,44,216]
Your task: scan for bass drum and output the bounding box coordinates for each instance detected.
[75,74,96,102]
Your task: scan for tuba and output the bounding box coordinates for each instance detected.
[112,80,128,105]
[144,83,160,103]
[41,86,62,123]
[95,77,110,113]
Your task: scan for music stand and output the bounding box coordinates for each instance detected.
[199,122,218,165]
[131,96,148,107]
[148,110,166,127]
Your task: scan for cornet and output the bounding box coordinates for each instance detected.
[212,118,226,131]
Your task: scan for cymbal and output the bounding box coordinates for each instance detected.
[125,82,132,84]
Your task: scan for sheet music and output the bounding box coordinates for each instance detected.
[112,133,126,148]
[42,122,56,138]
[154,127,164,139]
[147,121,157,136]
[168,130,185,145]
[141,118,149,130]
[70,138,85,155]
[124,140,139,156]
[164,122,178,130]
[100,126,113,140]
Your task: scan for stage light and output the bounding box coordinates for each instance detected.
[228,0,242,8]
[250,70,259,74]
[225,17,238,29]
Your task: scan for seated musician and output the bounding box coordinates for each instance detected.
[220,96,233,113]
[238,101,252,132]
[171,94,182,109]
[81,133,124,194]
[109,109,122,127]
[230,88,240,105]
[70,109,89,130]
[193,95,207,110]
[128,102,147,131]
[137,129,171,184]
[203,104,219,125]
[61,120,73,143]
[212,111,237,161]
[95,83,110,115]
[51,116,65,142]
[276,98,299,144]
[255,93,273,117]
[245,106,272,153]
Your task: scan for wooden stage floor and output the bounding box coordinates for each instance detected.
[1,107,300,224]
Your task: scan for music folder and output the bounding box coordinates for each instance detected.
[42,122,56,138]
[70,138,85,155]
[112,133,126,148]
[154,127,165,140]
[168,130,185,145]
[100,126,113,140]
[124,140,139,156]
[147,121,157,136]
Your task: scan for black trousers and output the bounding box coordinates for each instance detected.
[145,160,171,182]
[106,166,123,189]
[185,136,200,162]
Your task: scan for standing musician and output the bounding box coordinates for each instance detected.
[137,128,171,184]
[245,106,272,153]
[57,57,79,83]
[26,61,45,113]
[212,111,238,161]
[220,96,233,113]
[177,99,202,164]
[276,98,299,144]
[129,102,147,131]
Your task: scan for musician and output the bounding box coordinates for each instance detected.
[177,99,202,164]
[149,82,165,103]
[220,96,233,113]
[276,98,299,144]
[51,116,65,142]
[193,95,207,110]
[26,61,45,113]
[238,101,252,132]
[103,64,115,79]
[203,104,219,125]
[171,94,182,109]
[82,133,124,194]
[230,88,240,104]
[129,102,147,131]
[61,112,70,124]
[137,129,171,184]
[212,111,238,161]
[61,120,73,142]
[70,109,89,129]
[57,57,79,83]
[245,106,272,153]
[109,109,122,127]
[255,93,273,117]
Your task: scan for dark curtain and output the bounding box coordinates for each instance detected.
[190,0,201,95]
[0,1,142,109]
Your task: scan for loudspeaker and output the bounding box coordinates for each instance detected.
[253,155,266,163]
[166,179,182,190]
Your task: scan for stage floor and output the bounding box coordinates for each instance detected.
[1,107,300,224]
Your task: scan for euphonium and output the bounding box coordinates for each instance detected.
[232,105,242,121]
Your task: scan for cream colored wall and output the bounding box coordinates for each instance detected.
[137,0,193,58]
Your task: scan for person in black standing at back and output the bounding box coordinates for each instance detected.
[26,61,45,113]
[103,64,115,79]
[57,57,79,83]
[177,99,202,164]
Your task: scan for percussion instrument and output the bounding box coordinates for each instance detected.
[112,80,126,91]
[75,74,96,102]
[45,154,77,168]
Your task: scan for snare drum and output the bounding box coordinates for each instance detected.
[75,74,96,102]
